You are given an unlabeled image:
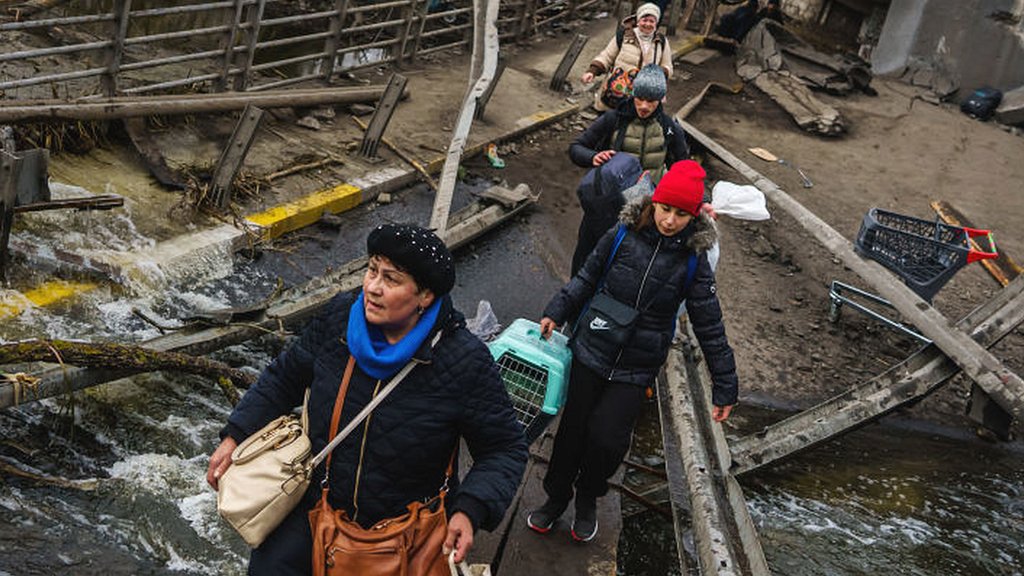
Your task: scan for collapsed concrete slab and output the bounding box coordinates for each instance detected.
[995,85,1024,126]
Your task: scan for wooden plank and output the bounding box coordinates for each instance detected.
[475,56,505,120]
[931,200,1023,287]
[0,86,392,123]
[665,0,684,36]
[210,104,264,210]
[14,194,122,213]
[407,0,430,64]
[321,0,350,82]
[359,73,408,159]
[730,273,1024,475]
[100,0,130,97]
[679,0,700,33]
[216,0,247,92]
[699,0,720,37]
[0,150,16,282]
[233,0,266,91]
[429,0,500,237]
[660,328,769,575]
[678,117,1024,423]
[549,33,588,91]
[490,429,623,576]
[11,148,49,206]
[395,0,418,66]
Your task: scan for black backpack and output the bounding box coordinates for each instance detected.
[960,87,1003,121]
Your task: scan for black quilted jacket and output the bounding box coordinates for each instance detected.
[543,195,739,406]
[223,292,528,532]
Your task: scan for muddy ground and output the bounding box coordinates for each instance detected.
[472,46,1024,436]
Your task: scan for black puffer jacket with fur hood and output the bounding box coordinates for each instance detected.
[543,196,739,406]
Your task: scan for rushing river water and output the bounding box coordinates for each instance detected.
[3,175,1024,575]
[618,405,1024,576]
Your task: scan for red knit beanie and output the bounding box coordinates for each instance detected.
[651,160,706,217]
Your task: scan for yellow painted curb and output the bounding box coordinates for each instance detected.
[0,280,97,319]
[245,183,364,240]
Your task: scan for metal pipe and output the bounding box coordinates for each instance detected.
[0,86,390,122]
[0,41,112,64]
[123,24,233,45]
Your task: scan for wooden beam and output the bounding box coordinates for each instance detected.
[13,194,122,213]
[0,150,15,282]
[358,73,408,159]
[429,0,500,237]
[931,200,1022,287]
[678,117,1024,422]
[210,104,264,210]
[0,86,393,123]
[660,327,770,575]
[549,33,588,91]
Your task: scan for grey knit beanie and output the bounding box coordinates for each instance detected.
[631,64,666,101]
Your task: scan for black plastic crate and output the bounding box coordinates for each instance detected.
[854,208,997,302]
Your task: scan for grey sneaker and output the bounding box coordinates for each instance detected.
[571,496,598,542]
[526,498,568,534]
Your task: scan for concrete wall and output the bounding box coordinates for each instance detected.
[873,0,1024,97]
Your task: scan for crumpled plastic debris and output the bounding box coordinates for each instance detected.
[466,300,502,342]
[485,143,505,168]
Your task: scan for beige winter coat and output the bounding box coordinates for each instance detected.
[587,17,673,111]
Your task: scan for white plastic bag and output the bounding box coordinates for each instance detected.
[710,181,771,221]
[466,300,502,342]
[449,551,492,576]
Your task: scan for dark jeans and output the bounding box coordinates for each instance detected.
[543,358,647,503]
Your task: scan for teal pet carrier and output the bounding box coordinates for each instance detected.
[488,319,572,444]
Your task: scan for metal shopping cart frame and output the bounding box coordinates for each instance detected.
[829,208,998,338]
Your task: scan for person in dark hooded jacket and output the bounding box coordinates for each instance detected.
[527,161,738,543]
[571,152,652,276]
[207,224,527,575]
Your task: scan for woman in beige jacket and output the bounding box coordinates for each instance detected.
[581,2,674,111]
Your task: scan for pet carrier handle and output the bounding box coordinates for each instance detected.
[962,227,999,263]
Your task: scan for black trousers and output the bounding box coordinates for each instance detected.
[543,358,647,503]
[247,489,317,575]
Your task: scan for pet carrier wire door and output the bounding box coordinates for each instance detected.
[830,207,998,336]
[488,319,571,444]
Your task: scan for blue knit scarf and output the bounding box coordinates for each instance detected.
[346,291,441,380]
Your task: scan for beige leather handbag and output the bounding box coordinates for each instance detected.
[218,338,435,548]
[217,390,312,547]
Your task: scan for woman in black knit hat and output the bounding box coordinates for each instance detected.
[207,223,527,575]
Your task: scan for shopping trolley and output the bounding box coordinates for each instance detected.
[829,208,998,341]
[488,319,571,444]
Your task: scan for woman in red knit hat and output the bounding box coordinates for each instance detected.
[527,160,739,542]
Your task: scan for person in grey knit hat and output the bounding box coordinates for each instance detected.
[630,63,667,101]
[569,62,687,184]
